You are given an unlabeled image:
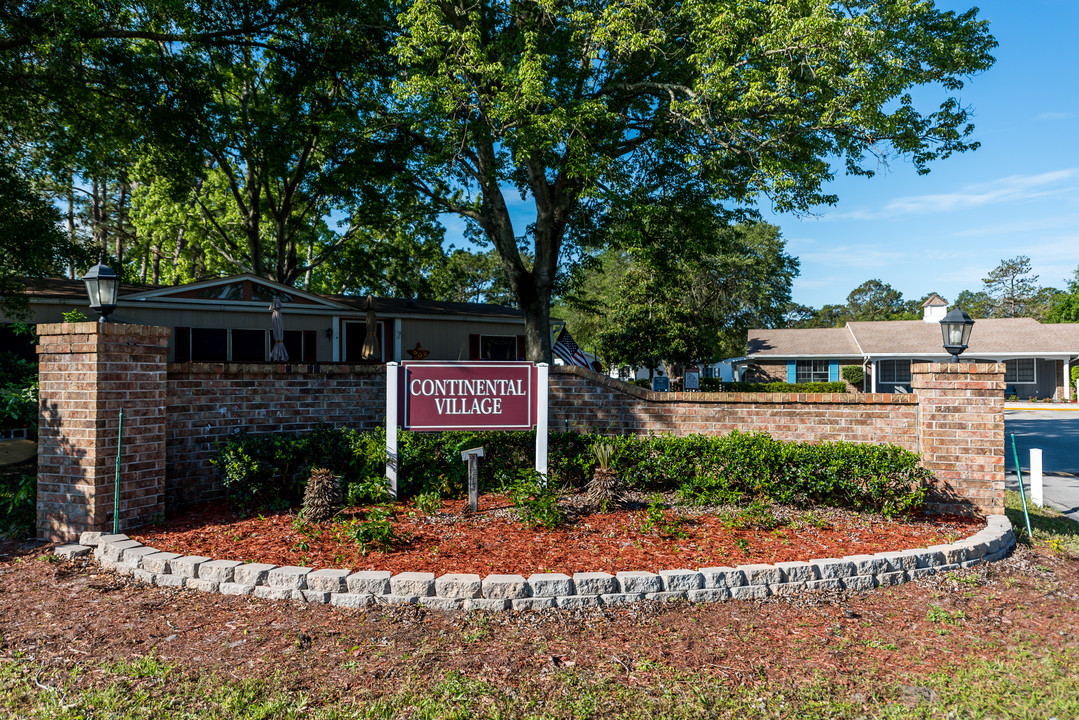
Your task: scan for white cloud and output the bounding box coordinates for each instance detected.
[1036,111,1076,121]
[826,169,1079,220]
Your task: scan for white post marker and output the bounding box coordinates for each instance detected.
[535,362,549,483]
[386,362,399,499]
[1030,448,1043,507]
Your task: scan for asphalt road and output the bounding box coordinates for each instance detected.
[1004,406,1079,522]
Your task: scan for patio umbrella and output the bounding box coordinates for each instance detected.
[361,294,380,361]
[270,297,289,362]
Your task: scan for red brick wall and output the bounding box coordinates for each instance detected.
[36,323,169,541]
[166,363,384,506]
[549,366,919,449]
[911,363,1006,515]
[36,325,1005,540]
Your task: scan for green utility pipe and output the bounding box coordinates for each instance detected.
[1009,433,1033,539]
[113,408,124,534]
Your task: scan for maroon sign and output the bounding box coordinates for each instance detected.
[400,362,536,431]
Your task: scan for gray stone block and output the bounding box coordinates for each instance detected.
[876,571,908,587]
[187,578,220,593]
[306,569,350,593]
[103,540,143,561]
[806,578,843,591]
[769,581,807,596]
[220,583,255,596]
[464,598,509,611]
[483,574,529,599]
[909,548,946,568]
[528,573,574,598]
[269,566,312,590]
[381,594,420,606]
[234,563,277,586]
[347,570,392,595]
[254,586,293,601]
[54,544,92,560]
[555,595,600,609]
[199,559,243,583]
[740,564,783,586]
[154,574,186,588]
[699,567,746,588]
[115,562,135,577]
[687,587,731,603]
[960,558,983,569]
[141,552,182,574]
[599,593,645,606]
[983,549,1005,563]
[844,554,888,576]
[420,597,464,611]
[927,545,969,565]
[659,569,703,591]
[390,572,435,597]
[811,558,856,579]
[299,590,330,604]
[645,591,687,603]
[985,535,1002,554]
[957,540,988,559]
[878,550,920,572]
[132,568,156,584]
[730,585,770,600]
[986,515,1011,529]
[78,531,106,547]
[512,597,556,611]
[842,575,876,591]
[92,533,129,548]
[616,571,662,594]
[121,546,160,567]
[572,572,617,596]
[776,561,818,583]
[436,573,483,599]
[936,562,961,573]
[909,567,938,579]
[330,593,374,609]
[170,556,211,579]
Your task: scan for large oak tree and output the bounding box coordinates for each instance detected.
[392,0,996,361]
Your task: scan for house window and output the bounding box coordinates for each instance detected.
[796,360,829,383]
[1004,358,1036,384]
[480,335,518,361]
[878,360,912,384]
[189,328,228,362]
[283,330,317,362]
[231,329,267,362]
[343,321,385,362]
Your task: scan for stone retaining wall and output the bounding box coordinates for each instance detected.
[57,516,1015,611]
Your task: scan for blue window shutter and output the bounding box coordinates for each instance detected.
[787,361,796,383]
[829,361,839,382]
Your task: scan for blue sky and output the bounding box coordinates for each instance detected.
[443,0,1079,311]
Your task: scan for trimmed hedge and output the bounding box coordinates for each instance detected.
[212,427,928,517]
[628,378,845,393]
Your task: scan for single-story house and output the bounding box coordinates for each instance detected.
[2,275,530,364]
[739,296,1079,400]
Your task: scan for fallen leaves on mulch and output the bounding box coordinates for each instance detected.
[128,493,983,575]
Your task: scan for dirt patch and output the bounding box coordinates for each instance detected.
[127,493,983,575]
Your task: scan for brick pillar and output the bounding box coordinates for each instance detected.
[36,322,170,541]
[911,362,1005,516]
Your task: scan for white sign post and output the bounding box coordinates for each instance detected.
[1030,448,1043,507]
[386,362,399,498]
[535,362,549,482]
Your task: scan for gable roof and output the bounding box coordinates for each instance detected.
[748,318,1079,358]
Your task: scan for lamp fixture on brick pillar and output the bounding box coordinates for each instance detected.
[940,308,975,362]
[81,262,120,322]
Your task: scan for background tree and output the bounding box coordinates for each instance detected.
[982,256,1042,318]
[953,289,995,319]
[844,280,918,322]
[1045,267,1079,323]
[393,0,996,361]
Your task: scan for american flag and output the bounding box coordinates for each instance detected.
[552,327,590,367]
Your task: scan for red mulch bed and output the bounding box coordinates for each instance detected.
[129,492,983,576]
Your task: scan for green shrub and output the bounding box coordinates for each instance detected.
[841,365,865,387]
[503,468,564,529]
[0,352,38,431]
[347,506,397,554]
[0,473,35,539]
[722,381,847,393]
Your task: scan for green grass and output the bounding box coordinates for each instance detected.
[3,644,1077,719]
[1005,490,1079,558]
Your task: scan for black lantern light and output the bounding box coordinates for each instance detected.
[81,262,120,322]
[940,307,975,363]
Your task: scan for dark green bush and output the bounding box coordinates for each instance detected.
[841,365,865,387]
[0,352,38,431]
[722,381,847,393]
[211,426,929,517]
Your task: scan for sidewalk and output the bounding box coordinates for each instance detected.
[1005,401,1079,412]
